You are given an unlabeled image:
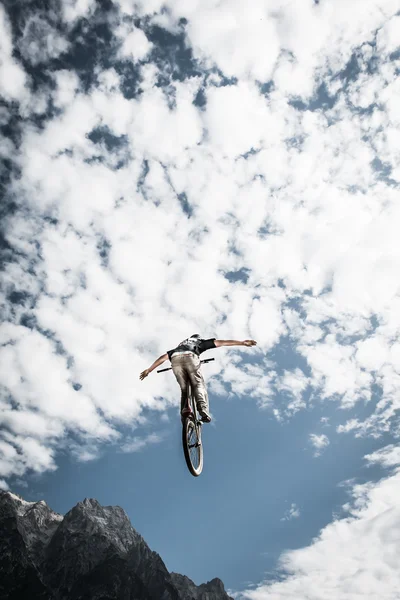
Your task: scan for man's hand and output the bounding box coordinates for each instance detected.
[243,340,257,347]
[139,353,168,381]
[140,369,150,380]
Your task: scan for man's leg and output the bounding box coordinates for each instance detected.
[171,357,189,414]
[184,356,211,422]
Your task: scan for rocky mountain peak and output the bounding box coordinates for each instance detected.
[0,491,62,558]
[170,573,232,600]
[60,496,138,555]
[0,491,233,600]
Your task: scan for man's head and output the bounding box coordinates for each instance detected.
[178,334,201,346]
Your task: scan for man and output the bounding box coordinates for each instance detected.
[139,335,257,423]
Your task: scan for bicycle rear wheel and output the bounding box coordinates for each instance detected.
[182,387,203,476]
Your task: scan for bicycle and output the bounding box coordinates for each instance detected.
[157,357,215,476]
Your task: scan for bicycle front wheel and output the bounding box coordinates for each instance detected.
[182,418,203,477]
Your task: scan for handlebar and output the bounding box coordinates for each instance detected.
[157,357,215,373]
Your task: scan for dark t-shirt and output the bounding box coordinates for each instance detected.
[167,337,216,361]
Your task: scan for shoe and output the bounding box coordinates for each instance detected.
[198,406,212,423]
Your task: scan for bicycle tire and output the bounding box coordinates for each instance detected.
[182,385,203,476]
[182,417,203,476]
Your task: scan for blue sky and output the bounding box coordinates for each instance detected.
[2,1,400,598]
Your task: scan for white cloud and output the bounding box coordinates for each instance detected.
[135,0,399,94]
[117,25,153,62]
[19,15,69,65]
[53,70,81,109]
[72,446,100,463]
[0,5,28,102]
[183,1,280,82]
[204,82,277,158]
[0,433,56,479]
[300,335,373,408]
[61,0,96,24]
[275,369,309,416]
[309,433,330,457]
[121,433,163,453]
[240,452,400,600]
[281,503,300,522]
[365,445,400,469]
[377,15,400,56]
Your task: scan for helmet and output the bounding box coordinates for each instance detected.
[190,334,201,339]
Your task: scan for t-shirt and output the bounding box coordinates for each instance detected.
[167,337,216,361]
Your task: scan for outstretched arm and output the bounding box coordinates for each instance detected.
[140,353,169,380]
[214,339,257,348]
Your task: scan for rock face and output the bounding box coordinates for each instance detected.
[170,574,230,600]
[0,491,233,600]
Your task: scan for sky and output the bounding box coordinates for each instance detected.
[1,0,400,597]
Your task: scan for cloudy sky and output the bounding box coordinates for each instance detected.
[1,0,400,597]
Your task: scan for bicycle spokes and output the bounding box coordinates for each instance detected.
[182,418,203,476]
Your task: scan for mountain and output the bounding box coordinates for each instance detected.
[0,491,233,600]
